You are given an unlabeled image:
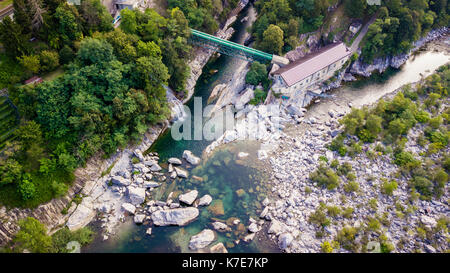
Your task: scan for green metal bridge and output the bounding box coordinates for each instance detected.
[189,29,275,63]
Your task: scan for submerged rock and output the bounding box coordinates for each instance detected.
[183,150,201,165]
[188,229,216,250]
[208,200,225,216]
[210,242,228,253]
[198,194,212,206]
[212,221,230,232]
[151,207,199,226]
[179,190,198,205]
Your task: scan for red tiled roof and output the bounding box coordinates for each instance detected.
[24,76,43,85]
[273,43,351,87]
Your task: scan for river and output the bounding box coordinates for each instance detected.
[83,8,449,252]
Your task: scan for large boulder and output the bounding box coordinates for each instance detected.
[121,203,136,214]
[278,233,294,250]
[188,229,216,250]
[268,220,283,235]
[168,158,182,165]
[66,204,95,231]
[110,176,131,187]
[182,150,201,165]
[134,214,146,224]
[174,167,188,178]
[179,190,198,205]
[151,207,199,226]
[127,186,146,205]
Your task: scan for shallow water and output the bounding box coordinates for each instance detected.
[83,19,449,253]
[84,5,280,253]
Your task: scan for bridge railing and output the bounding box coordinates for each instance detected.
[190,29,273,63]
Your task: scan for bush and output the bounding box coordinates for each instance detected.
[411,176,433,199]
[245,61,268,86]
[321,241,333,253]
[39,50,59,72]
[309,204,331,228]
[248,89,267,105]
[415,110,430,123]
[336,226,358,251]
[326,205,341,217]
[337,162,352,176]
[13,217,52,253]
[18,173,36,201]
[381,180,398,196]
[309,164,340,190]
[344,181,360,193]
[393,151,417,166]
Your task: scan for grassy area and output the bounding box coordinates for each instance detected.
[0,0,12,10]
[42,67,64,82]
[0,169,75,208]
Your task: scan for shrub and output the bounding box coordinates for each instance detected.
[411,176,433,200]
[344,181,360,193]
[428,116,443,129]
[18,173,36,201]
[342,207,354,219]
[321,241,333,253]
[327,205,341,217]
[366,217,381,232]
[393,151,417,166]
[336,226,358,251]
[245,61,268,86]
[337,162,352,176]
[330,159,339,168]
[13,217,52,253]
[39,50,59,72]
[381,180,398,196]
[415,110,430,123]
[309,164,340,190]
[309,204,331,228]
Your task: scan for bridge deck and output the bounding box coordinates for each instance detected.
[190,29,273,62]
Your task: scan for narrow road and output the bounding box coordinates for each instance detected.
[350,13,378,52]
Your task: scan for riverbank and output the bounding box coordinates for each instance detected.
[256,45,450,252]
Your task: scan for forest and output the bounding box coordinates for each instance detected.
[0,0,230,207]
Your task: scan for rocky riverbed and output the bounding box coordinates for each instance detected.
[259,80,449,253]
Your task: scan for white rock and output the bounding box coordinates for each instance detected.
[146,228,152,235]
[174,167,188,178]
[144,181,160,188]
[168,157,182,165]
[179,190,198,205]
[121,203,136,215]
[210,242,228,253]
[110,176,131,187]
[278,233,293,250]
[66,204,95,231]
[127,187,146,205]
[248,222,260,233]
[268,220,283,235]
[212,221,230,232]
[151,207,199,226]
[198,194,212,206]
[134,214,145,224]
[188,229,216,250]
[183,150,201,165]
[237,152,249,158]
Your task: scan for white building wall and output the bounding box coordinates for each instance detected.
[273,55,349,97]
